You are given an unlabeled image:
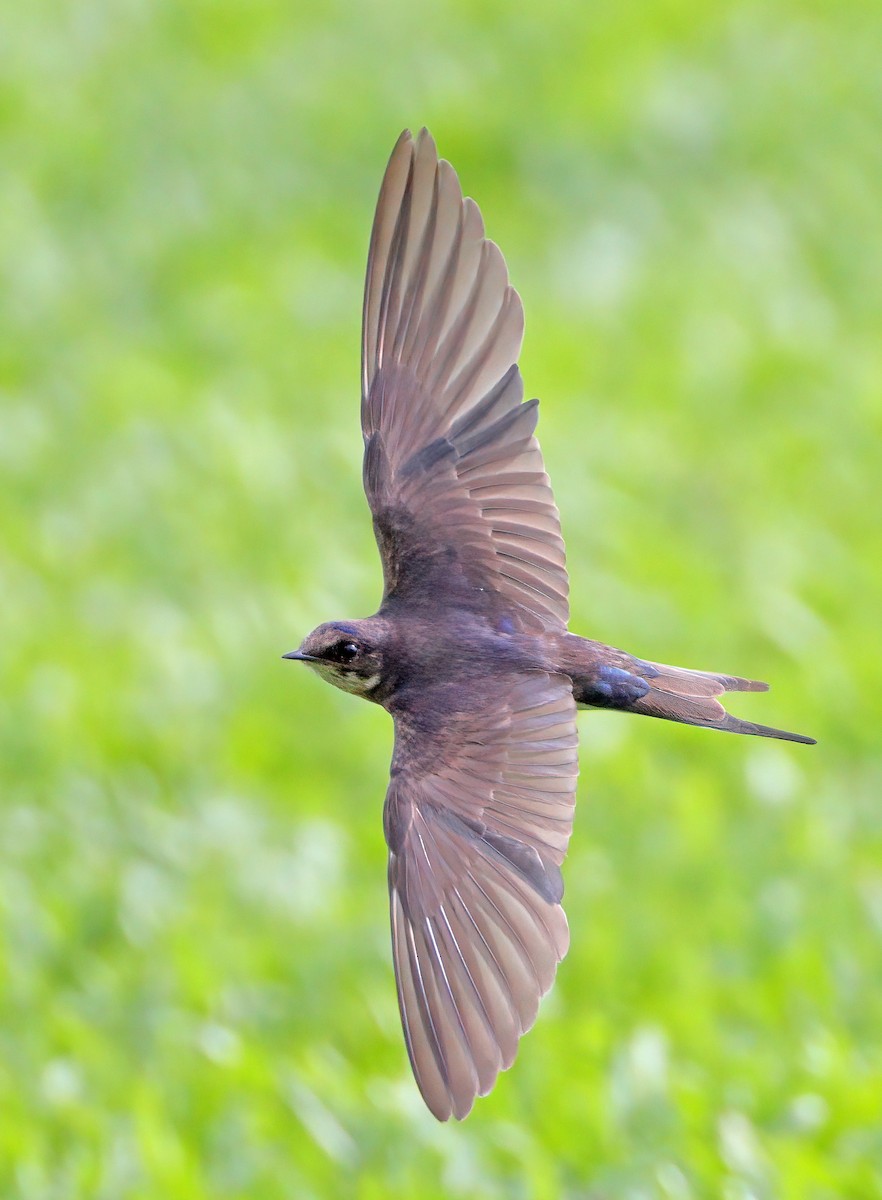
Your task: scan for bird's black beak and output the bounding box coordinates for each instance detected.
[282,650,317,662]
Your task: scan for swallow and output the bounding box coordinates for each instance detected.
[284,128,814,1121]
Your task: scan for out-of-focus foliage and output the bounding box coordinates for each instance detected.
[2,1,880,1195]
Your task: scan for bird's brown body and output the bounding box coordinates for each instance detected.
[286,129,813,1121]
[303,609,804,742]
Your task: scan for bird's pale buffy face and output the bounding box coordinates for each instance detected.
[285,621,384,698]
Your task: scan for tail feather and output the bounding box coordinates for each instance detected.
[630,657,815,745]
[636,660,769,698]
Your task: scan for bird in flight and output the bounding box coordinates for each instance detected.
[284,128,814,1121]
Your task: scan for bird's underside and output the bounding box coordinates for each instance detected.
[288,127,814,1122]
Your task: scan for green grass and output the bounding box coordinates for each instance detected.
[2,1,880,1195]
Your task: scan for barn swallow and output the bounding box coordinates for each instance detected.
[284,129,814,1121]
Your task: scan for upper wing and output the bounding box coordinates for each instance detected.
[361,129,569,632]
[384,671,579,1120]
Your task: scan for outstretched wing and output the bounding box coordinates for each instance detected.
[384,672,579,1120]
[361,128,569,632]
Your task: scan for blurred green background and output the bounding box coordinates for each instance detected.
[2,0,880,1196]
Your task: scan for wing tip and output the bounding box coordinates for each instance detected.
[387,128,416,169]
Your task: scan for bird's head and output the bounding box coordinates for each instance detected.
[283,620,386,699]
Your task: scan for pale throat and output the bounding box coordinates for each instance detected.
[308,661,381,697]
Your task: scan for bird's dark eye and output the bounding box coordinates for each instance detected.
[335,640,359,664]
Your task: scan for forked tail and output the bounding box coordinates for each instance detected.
[576,651,816,745]
[631,659,815,743]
